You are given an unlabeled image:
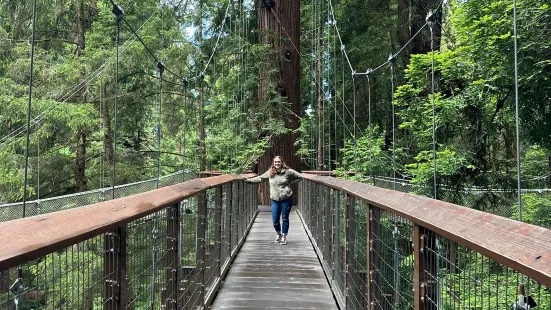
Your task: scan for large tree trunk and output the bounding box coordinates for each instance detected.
[411,0,442,54]
[258,0,301,205]
[100,83,113,166]
[397,0,410,51]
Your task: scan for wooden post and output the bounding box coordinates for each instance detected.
[413,225,438,310]
[309,181,315,233]
[333,190,341,292]
[196,192,207,308]
[225,183,232,259]
[231,182,239,254]
[103,226,127,310]
[346,195,357,309]
[344,194,350,308]
[163,204,180,309]
[239,181,244,240]
[368,206,381,309]
[365,204,371,308]
[214,187,222,279]
[324,185,331,261]
[332,189,339,282]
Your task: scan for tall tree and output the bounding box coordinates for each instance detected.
[411,0,442,54]
[257,0,301,204]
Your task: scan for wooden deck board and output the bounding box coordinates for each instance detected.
[211,211,338,310]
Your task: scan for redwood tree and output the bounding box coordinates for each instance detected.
[257,0,301,204]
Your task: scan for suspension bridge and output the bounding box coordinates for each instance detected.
[0,0,550,309]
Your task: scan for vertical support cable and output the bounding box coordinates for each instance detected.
[157,1,164,188]
[99,84,104,191]
[333,18,338,166]
[156,61,165,189]
[367,70,373,183]
[182,79,188,182]
[112,3,124,200]
[22,0,38,220]
[341,47,345,169]
[513,0,522,224]
[352,72,357,168]
[37,121,40,200]
[393,223,400,309]
[18,0,39,294]
[428,11,438,199]
[389,54,397,190]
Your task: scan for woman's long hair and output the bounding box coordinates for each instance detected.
[269,156,288,177]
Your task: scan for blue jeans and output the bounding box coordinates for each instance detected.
[271,196,293,235]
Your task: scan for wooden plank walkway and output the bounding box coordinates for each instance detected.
[211,210,338,309]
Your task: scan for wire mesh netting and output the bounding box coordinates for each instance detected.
[0,170,196,222]
[298,179,551,310]
[0,180,258,310]
[371,176,551,228]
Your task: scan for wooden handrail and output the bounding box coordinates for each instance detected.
[0,174,254,271]
[302,173,551,287]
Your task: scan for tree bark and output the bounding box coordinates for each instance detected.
[411,0,442,54]
[397,0,410,51]
[100,83,113,166]
[258,0,301,205]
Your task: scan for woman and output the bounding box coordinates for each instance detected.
[245,156,303,245]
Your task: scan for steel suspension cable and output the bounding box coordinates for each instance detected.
[22,0,38,220]
[389,54,397,190]
[112,4,123,199]
[513,0,523,225]
[428,11,438,199]
[157,61,164,189]
[367,70,373,183]
[352,73,357,167]
[341,48,346,169]
[16,0,39,294]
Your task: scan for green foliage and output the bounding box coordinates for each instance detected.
[29,248,103,309]
[512,194,551,228]
[337,126,394,182]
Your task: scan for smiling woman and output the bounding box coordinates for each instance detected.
[245,155,303,244]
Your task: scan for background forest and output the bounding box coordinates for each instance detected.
[0,0,551,309]
[0,0,550,226]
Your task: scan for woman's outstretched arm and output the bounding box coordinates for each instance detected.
[245,170,270,183]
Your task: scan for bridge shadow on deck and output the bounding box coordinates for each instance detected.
[211,207,338,309]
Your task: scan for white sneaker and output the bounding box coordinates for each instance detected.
[275,234,282,243]
[280,235,287,245]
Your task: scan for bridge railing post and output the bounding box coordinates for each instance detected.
[413,225,438,310]
[345,195,358,309]
[162,203,180,309]
[368,205,381,309]
[239,180,245,243]
[324,186,331,262]
[214,186,222,284]
[196,192,207,308]
[225,183,232,266]
[332,189,339,288]
[231,182,239,255]
[103,225,127,310]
